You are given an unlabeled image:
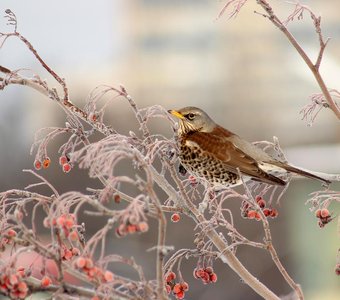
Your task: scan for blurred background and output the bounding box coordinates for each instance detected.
[0,0,339,299]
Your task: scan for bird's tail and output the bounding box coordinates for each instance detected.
[272,162,331,185]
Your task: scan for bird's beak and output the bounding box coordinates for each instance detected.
[168,109,185,119]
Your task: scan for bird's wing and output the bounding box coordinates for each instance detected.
[186,131,286,186]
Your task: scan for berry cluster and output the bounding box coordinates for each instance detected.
[44,214,77,239]
[193,267,217,284]
[164,272,189,300]
[61,245,80,261]
[75,257,114,284]
[0,229,17,251]
[34,155,72,173]
[315,208,332,228]
[0,267,29,299]
[34,157,51,170]
[241,196,278,221]
[115,220,148,238]
[59,155,72,173]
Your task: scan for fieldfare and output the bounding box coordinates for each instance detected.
[168,106,330,187]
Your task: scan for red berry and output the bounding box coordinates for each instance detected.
[7,229,16,238]
[165,271,176,283]
[263,208,271,217]
[127,224,137,234]
[193,268,204,279]
[210,272,218,283]
[104,270,114,282]
[315,209,322,218]
[176,290,185,299]
[270,208,279,218]
[41,275,52,287]
[75,257,86,269]
[17,281,28,292]
[181,282,189,291]
[255,195,262,202]
[114,194,121,203]
[200,272,210,284]
[34,160,42,170]
[171,213,180,223]
[43,157,51,169]
[59,156,68,165]
[255,212,261,221]
[247,210,256,219]
[320,208,330,218]
[205,267,213,274]
[62,163,72,173]
[63,249,73,260]
[335,264,340,276]
[136,221,149,233]
[173,283,182,294]
[257,199,266,208]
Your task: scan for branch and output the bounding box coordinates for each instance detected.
[255,0,340,119]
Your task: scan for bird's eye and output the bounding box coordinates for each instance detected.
[186,113,195,120]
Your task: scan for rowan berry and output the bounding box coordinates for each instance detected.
[137,221,149,233]
[320,208,330,218]
[181,281,189,291]
[34,160,42,170]
[315,209,322,218]
[171,213,180,223]
[175,290,185,299]
[263,208,271,217]
[59,155,68,165]
[41,275,52,287]
[62,163,72,173]
[270,208,279,218]
[104,270,114,282]
[42,157,51,169]
[165,271,176,283]
[75,257,86,269]
[247,210,256,219]
[257,199,266,208]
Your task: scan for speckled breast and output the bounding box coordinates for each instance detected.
[179,141,239,186]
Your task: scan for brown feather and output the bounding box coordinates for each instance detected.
[184,131,286,186]
[270,161,331,185]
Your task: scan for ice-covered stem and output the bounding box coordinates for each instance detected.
[218,0,340,119]
[255,0,340,119]
[239,161,304,299]
[168,165,280,300]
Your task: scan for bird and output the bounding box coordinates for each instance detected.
[168,106,330,187]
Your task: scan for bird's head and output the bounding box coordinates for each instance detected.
[168,106,216,135]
